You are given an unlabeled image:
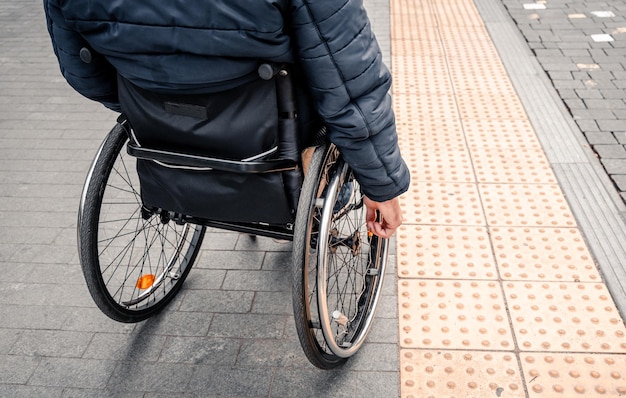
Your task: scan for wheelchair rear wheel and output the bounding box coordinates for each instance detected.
[78,122,205,323]
[292,144,389,369]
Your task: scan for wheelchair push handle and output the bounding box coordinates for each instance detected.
[257,63,299,164]
[258,63,285,81]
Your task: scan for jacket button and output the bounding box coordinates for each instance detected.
[79,47,93,64]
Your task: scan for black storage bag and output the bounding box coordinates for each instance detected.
[118,75,295,224]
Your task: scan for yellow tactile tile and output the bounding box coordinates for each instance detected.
[430,2,486,27]
[471,147,558,184]
[480,184,577,227]
[397,225,496,279]
[521,353,626,397]
[391,14,437,40]
[456,95,528,120]
[400,182,486,225]
[491,227,601,282]
[462,119,543,149]
[392,76,453,99]
[398,280,514,350]
[405,147,475,182]
[438,27,504,53]
[504,282,626,353]
[396,120,467,150]
[392,92,458,116]
[391,91,460,121]
[401,350,525,398]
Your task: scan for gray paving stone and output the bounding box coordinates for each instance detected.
[344,343,399,372]
[602,158,626,174]
[189,366,273,397]
[179,289,254,313]
[29,358,117,389]
[356,371,400,397]
[82,332,166,362]
[614,131,626,144]
[0,355,40,384]
[593,144,626,158]
[208,314,288,339]
[576,120,601,133]
[61,389,138,398]
[0,304,69,330]
[141,311,212,337]
[199,231,238,251]
[174,268,226,291]
[571,108,617,119]
[9,330,93,358]
[553,79,586,89]
[61,307,136,334]
[106,362,194,393]
[236,338,310,368]
[271,368,356,398]
[564,98,586,110]
[556,88,579,99]
[158,336,239,366]
[0,329,20,354]
[0,385,63,398]
[193,250,265,271]
[547,71,573,80]
[261,250,291,271]
[251,290,292,315]
[222,270,290,292]
[575,88,604,99]
[598,119,626,131]
[0,260,34,281]
[612,174,626,191]
[235,235,292,252]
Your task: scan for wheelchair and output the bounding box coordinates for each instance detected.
[77,64,389,370]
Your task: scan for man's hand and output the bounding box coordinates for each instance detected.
[363,196,403,239]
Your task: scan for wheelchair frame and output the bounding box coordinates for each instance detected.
[77,65,389,369]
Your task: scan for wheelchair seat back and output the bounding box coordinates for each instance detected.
[118,67,310,225]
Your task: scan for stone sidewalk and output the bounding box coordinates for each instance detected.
[501,0,626,207]
[0,0,400,397]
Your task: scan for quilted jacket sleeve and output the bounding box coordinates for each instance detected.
[290,0,410,202]
[44,0,119,111]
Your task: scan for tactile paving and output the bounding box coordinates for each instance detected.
[391,91,459,121]
[400,182,486,225]
[455,93,527,121]
[390,0,626,396]
[491,227,601,282]
[400,350,525,398]
[471,147,557,184]
[521,353,626,397]
[462,119,543,150]
[397,225,496,278]
[392,67,454,96]
[395,119,467,150]
[404,146,475,182]
[480,184,577,227]
[398,280,514,350]
[431,2,488,27]
[504,282,626,352]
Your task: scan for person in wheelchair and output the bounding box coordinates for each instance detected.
[44,0,410,239]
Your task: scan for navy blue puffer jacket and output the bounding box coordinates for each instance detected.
[44,0,410,201]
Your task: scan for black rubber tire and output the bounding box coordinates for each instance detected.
[78,122,205,323]
[292,143,388,369]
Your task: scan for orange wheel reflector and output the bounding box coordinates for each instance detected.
[136,274,156,289]
[367,231,374,238]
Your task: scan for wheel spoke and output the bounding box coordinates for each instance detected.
[78,123,205,323]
